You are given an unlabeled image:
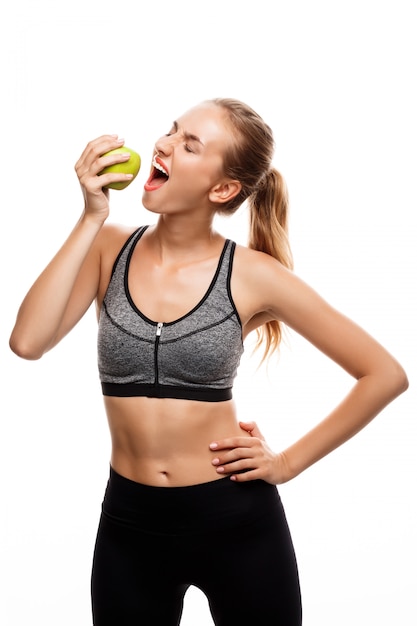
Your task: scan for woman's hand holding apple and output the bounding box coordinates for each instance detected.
[74,135,140,222]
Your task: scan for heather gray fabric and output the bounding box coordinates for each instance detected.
[98,226,244,402]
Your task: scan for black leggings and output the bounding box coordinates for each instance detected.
[91,467,302,625]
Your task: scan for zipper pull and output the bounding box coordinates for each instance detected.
[156,322,163,337]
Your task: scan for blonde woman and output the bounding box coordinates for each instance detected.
[10,98,408,625]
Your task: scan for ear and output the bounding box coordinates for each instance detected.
[209,179,242,205]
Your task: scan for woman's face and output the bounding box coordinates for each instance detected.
[142,102,234,216]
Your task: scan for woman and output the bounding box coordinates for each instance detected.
[9,98,408,625]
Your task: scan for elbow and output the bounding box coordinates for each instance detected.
[9,334,44,361]
[386,361,409,399]
[397,368,409,395]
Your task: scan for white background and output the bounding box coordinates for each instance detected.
[1,1,416,624]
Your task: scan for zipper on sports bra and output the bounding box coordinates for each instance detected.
[154,322,163,386]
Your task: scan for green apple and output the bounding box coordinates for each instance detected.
[99,146,141,190]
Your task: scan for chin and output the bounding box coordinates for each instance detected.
[142,193,163,215]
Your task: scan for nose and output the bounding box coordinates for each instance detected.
[155,126,184,156]
[155,134,175,156]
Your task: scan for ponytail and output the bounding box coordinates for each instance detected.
[249,168,293,269]
[207,97,293,361]
[248,168,293,363]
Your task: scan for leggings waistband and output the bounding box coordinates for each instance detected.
[102,466,281,535]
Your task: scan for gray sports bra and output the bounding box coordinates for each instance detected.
[98,226,244,402]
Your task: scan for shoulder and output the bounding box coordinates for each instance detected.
[96,222,148,267]
[96,223,145,303]
[98,222,143,251]
[233,243,282,270]
[230,243,295,330]
[233,243,293,298]
[232,243,325,325]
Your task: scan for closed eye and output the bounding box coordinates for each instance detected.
[165,121,201,153]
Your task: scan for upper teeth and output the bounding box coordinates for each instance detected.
[153,157,168,176]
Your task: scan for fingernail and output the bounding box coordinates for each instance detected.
[212,458,219,465]
[209,442,218,449]
[216,467,225,473]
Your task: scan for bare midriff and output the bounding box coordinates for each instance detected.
[103,396,249,487]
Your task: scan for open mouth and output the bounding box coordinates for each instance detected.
[144,155,169,191]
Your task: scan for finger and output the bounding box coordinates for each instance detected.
[211,444,259,466]
[209,436,257,452]
[239,421,256,433]
[75,135,117,166]
[230,468,264,482]
[239,421,265,441]
[98,149,131,171]
[96,171,134,189]
[75,135,124,175]
[213,458,256,475]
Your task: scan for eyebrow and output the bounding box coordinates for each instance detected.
[173,121,204,146]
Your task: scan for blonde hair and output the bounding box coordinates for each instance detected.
[208,98,293,361]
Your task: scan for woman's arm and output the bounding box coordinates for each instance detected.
[9,214,103,359]
[9,135,133,360]
[211,253,409,483]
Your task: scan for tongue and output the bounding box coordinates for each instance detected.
[144,170,168,191]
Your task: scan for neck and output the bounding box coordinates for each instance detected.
[150,215,221,256]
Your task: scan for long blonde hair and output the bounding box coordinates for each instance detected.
[209,98,293,361]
